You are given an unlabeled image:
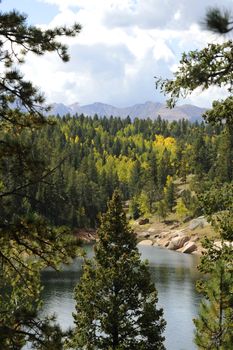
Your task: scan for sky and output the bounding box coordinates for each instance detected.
[1,0,232,107]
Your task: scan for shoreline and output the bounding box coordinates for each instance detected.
[134,217,207,255]
[74,216,211,255]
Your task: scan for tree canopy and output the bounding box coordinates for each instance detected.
[0,6,81,349]
[68,191,166,350]
[156,6,233,348]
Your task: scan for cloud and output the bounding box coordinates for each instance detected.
[20,0,232,107]
[103,0,233,30]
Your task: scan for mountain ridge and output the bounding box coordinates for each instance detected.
[50,101,207,122]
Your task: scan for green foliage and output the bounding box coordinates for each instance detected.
[129,196,141,220]
[204,96,233,126]
[156,41,233,108]
[203,7,233,34]
[175,198,189,222]
[9,113,223,227]
[68,191,166,350]
[164,176,175,211]
[194,240,233,350]
[0,7,81,348]
[137,191,151,217]
[156,6,233,349]
[156,199,168,221]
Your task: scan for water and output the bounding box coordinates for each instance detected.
[40,245,201,350]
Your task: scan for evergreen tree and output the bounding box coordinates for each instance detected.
[69,191,166,350]
[0,7,81,348]
[156,199,168,222]
[175,197,189,222]
[194,241,233,350]
[156,13,233,349]
[164,176,175,212]
[129,196,141,220]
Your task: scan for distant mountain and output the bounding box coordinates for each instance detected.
[49,101,207,122]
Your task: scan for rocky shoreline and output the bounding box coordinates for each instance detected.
[135,216,209,255]
[74,216,228,256]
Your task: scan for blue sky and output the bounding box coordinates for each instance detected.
[0,0,58,24]
[1,0,231,107]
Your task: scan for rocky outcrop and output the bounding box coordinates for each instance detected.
[189,216,208,230]
[138,218,149,225]
[181,241,197,254]
[134,216,211,255]
[137,232,150,239]
[167,235,189,250]
[138,240,153,246]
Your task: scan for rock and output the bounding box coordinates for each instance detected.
[183,215,192,223]
[189,216,208,230]
[158,237,170,248]
[214,240,233,249]
[192,250,201,255]
[138,232,150,239]
[138,240,153,246]
[160,231,170,238]
[148,227,156,233]
[170,232,179,239]
[181,241,197,254]
[168,235,190,250]
[138,218,149,225]
[167,241,176,250]
[170,223,180,230]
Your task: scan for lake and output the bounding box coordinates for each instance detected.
[40,245,201,350]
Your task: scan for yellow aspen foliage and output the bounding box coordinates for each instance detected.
[153,135,177,161]
[115,156,134,183]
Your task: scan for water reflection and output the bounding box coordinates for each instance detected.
[40,245,201,350]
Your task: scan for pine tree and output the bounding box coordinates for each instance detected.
[164,175,175,212]
[0,7,81,348]
[194,241,233,350]
[69,191,166,350]
[194,180,233,350]
[175,198,189,222]
[156,199,168,222]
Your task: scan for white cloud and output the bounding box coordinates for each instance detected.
[186,86,229,108]
[22,0,233,107]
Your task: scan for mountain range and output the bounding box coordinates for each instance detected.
[49,101,207,122]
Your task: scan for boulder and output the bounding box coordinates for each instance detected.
[189,216,208,230]
[181,241,197,254]
[138,218,149,225]
[168,235,190,250]
[138,232,150,239]
[160,231,170,238]
[170,223,180,230]
[138,240,153,246]
[183,215,192,223]
[167,241,176,250]
[170,232,179,239]
[214,240,233,249]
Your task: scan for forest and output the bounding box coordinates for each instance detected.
[0,3,233,350]
[4,112,231,229]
